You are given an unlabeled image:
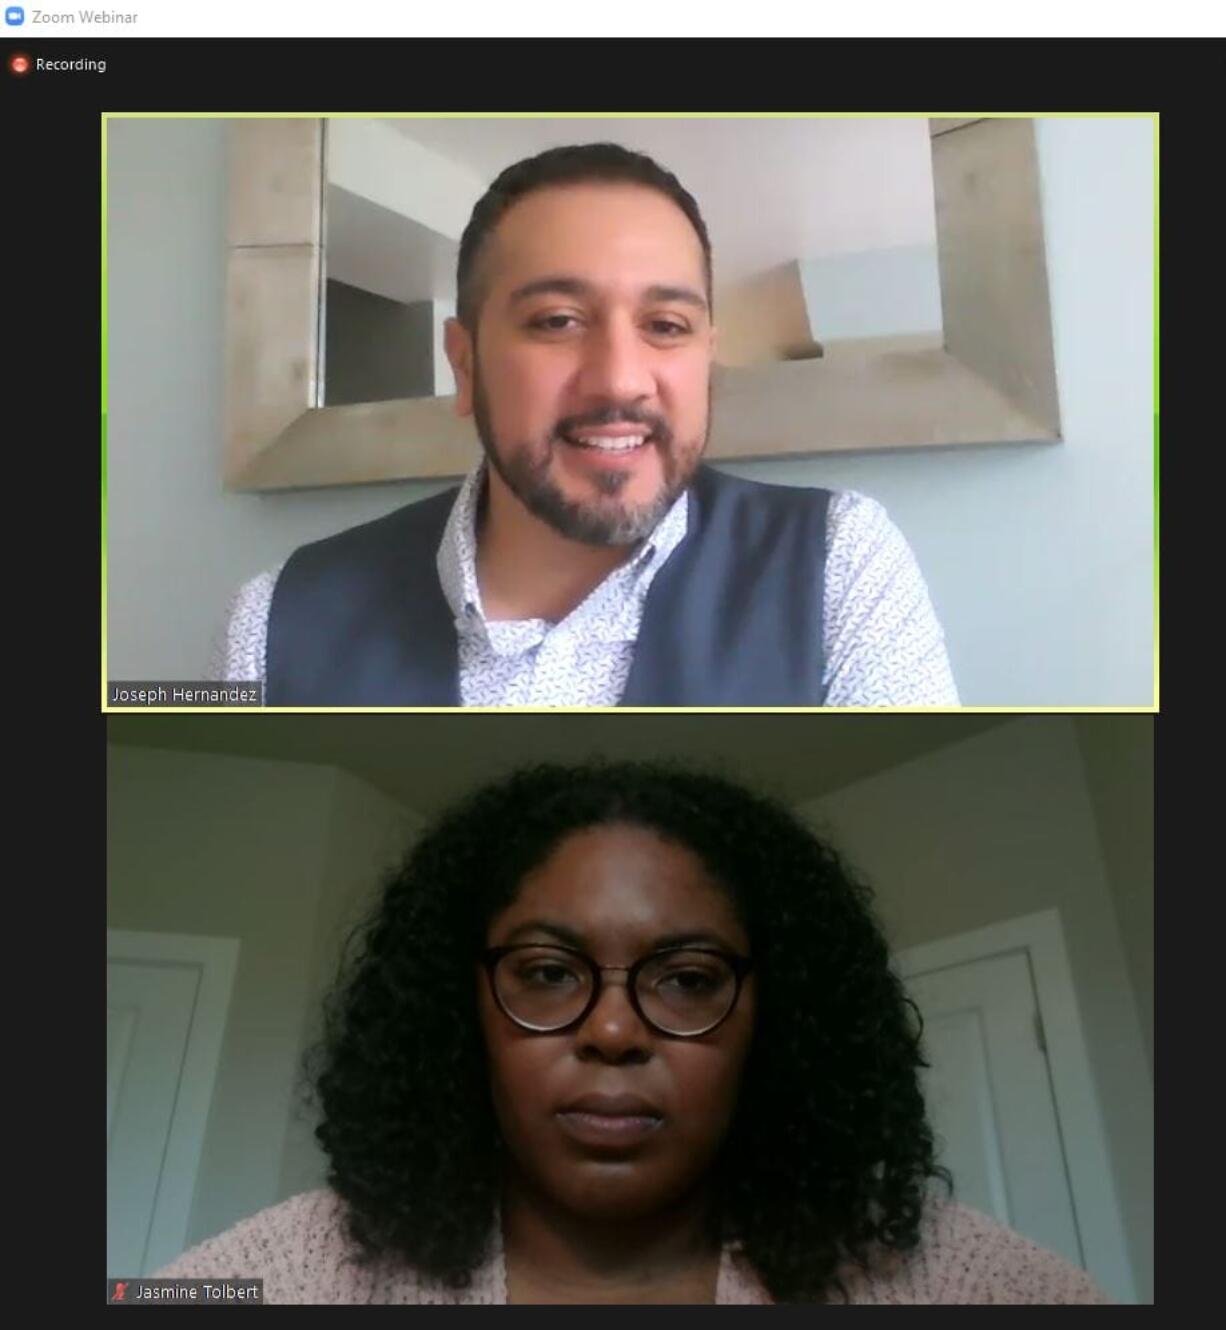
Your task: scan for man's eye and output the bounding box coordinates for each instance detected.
[531,314,580,331]
[648,319,688,337]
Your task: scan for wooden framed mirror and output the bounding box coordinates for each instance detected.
[223,116,1061,491]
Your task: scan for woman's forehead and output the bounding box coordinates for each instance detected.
[491,823,748,949]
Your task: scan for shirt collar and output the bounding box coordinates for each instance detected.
[436,459,689,642]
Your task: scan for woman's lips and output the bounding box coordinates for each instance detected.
[555,1093,664,1148]
[555,1110,664,1148]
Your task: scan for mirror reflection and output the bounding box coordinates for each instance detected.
[319,117,945,408]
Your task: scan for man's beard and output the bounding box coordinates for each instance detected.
[472,372,708,548]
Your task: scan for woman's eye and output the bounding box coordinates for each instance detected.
[522,963,580,986]
[659,968,718,993]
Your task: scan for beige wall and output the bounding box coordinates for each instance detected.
[1074,716,1154,1075]
[278,771,422,1201]
[107,743,413,1248]
[797,716,1152,1302]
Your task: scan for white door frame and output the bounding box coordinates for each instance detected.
[897,908,1138,1304]
[107,929,240,1273]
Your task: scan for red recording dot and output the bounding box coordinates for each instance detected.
[8,52,30,75]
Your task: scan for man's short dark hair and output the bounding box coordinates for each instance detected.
[455,142,713,330]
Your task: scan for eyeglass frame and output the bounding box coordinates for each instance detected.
[480,942,755,1039]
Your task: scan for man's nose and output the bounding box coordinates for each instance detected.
[574,315,656,406]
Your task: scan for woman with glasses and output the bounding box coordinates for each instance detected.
[155,761,1104,1304]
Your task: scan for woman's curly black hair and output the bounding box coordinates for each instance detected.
[312,760,949,1304]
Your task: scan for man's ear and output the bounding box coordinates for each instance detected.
[443,317,474,417]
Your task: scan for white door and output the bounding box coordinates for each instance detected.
[106,931,239,1277]
[905,950,1083,1269]
[108,960,201,1274]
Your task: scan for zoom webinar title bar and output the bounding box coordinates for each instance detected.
[3,2,1222,38]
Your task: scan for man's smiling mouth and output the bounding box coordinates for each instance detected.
[561,426,654,453]
[566,435,649,453]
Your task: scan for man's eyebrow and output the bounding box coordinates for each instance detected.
[643,285,708,313]
[507,276,595,305]
[507,277,709,314]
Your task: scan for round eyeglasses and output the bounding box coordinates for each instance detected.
[482,943,754,1038]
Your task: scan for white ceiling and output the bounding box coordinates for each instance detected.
[108,713,1015,816]
[379,116,940,287]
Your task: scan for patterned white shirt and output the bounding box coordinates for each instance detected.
[210,465,959,707]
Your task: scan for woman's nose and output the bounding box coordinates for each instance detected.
[574,971,652,1063]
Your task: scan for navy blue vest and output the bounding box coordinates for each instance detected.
[266,466,830,707]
